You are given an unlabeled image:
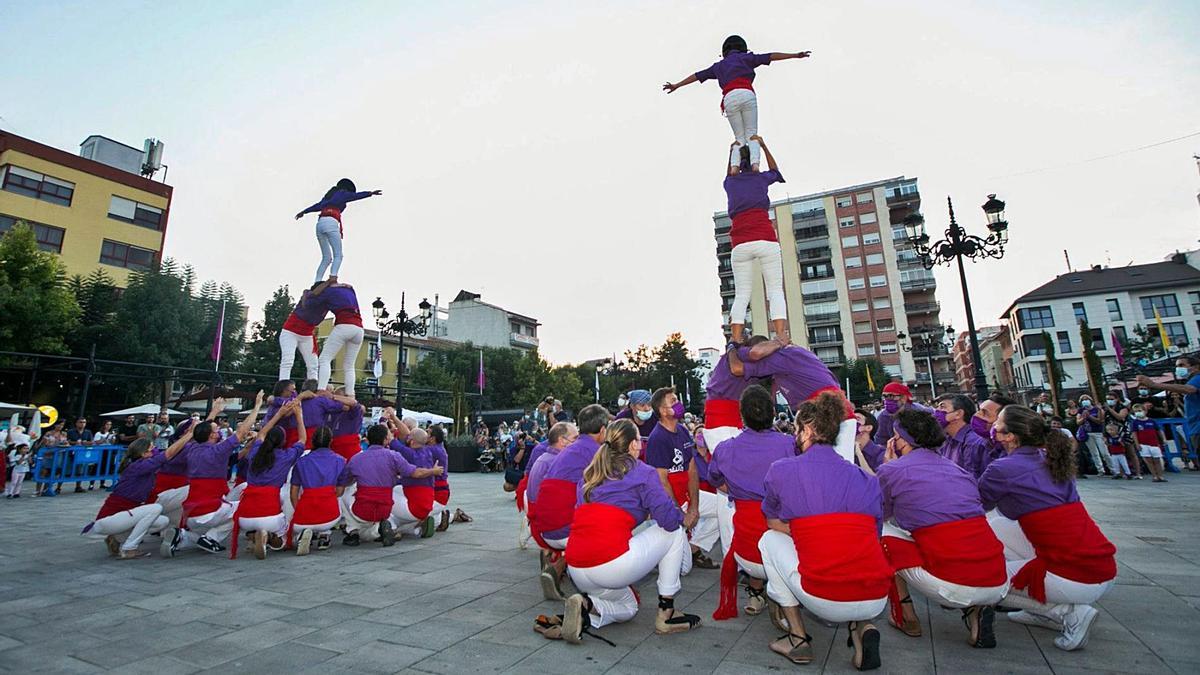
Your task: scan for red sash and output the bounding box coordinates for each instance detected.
[229,484,283,559]
[333,308,363,327]
[720,77,755,111]
[282,313,317,337]
[403,485,435,521]
[319,207,344,237]
[351,485,394,523]
[1012,502,1117,603]
[94,493,142,521]
[330,435,361,462]
[529,477,575,549]
[564,503,637,568]
[699,480,715,493]
[284,427,300,449]
[434,477,450,505]
[515,475,529,513]
[729,209,776,248]
[287,485,341,547]
[704,399,741,429]
[304,427,319,450]
[181,477,229,521]
[790,513,892,602]
[714,499,769,620]
[667,471,690,507]
[149,472,188,503]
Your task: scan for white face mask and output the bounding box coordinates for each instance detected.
[1177,366,1191,380]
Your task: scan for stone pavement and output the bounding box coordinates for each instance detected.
[1,470,1198,674]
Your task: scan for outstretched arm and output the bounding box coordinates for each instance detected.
[662,73,699,93]
[768,51,810,62]
[234,392,265,442]
[294,190,382,219]
[747,339,784,362]
[751,135,779,172]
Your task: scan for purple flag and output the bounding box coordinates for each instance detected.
[1111,331,1124,367]
[476,350,485,393]
[210,300,226,365]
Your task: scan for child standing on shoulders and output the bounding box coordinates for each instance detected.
[1103,423,1132,480]
[294,178,383,284]
[5,443,30,498]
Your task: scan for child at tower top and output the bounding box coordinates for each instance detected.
[663,35,810,172]
[294,178,383,284]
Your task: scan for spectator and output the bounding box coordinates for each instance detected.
[1128,403,1168,483]
[1075,394,1110,476]
[1102,390,1140,479]
[1130,385,1172,420]
[32,425,67,497]
[153,412,174,449]
[1137,356,1200,471]
[67,417,102,492]
[5,443,30,498]
[1103,422,1132,479]
[116,415,139,445]
[137,414,162,445]
[93,420,116,445]
[217,417,233,440]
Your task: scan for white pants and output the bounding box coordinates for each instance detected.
[716,495,767,579]
[292,517,341,534]
[568,525,687,628]
[279,329,319,382]
[390,486,426,528]
[723,89,760,168]
[760,530,888,622]
[318,323,364,392]
[882,522,1009,608]
[729,241,785,325]
[238,513,288,537]
[678,490,722,575]
[86,504,170,552]
[1108,453,1130,475]
[155,485,189,528]
[987,512,1113,612]
[178,502,236,548]
[339,486,398,538]
[5,472,25,495]
[543,535,569,550]
[701,426,741,456]
[1084,433,1113,473]
[314,216,343,283]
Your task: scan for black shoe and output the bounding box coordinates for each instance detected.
[343,532,361,547]
[196,536,225,554]
[74,486,85,493]
[378,520,395,547]
[316,533,332,550]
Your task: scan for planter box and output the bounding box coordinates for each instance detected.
[446,444,480,473]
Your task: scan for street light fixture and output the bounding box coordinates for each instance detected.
[372,293,432,406]
[905,195,1009,399]
[897,325,955,397]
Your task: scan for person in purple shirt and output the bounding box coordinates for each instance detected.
[613,389,657,446]
[663,35,811,171]
[235,401,307,556]
[935,393,994,479]
[290,426,347,555]
[854,409,885,473]
[295,383,351,441]
[535,405,611,548]
[338,424,442,547]
[317,283,365,392]
[524,422,579,601]
[279,279,336,382]
[294,177,383,284]
[700,337,768,453]
[558,419,698,644]
[872,382,933,445]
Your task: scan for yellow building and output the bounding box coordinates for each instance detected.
[0,131,172,286]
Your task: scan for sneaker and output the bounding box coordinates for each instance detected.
[1111,474,1123,480]
[540,565,565,601]
[1054,605,1098,651]
[316,533,332,550]
[691,549,719,569]
[105,535,121,557]
[378,520,396,547]
[267,533,286,551]
[296,529,313,557]
[197,536,225,554]
[342,532,361,547]
[253,530,267,560]
[1008,610,1062,631]
[420,516,436,539]
[744,586,767,615]
[74,486,85,493]
[116,549,150,560]
[159,527,181,558]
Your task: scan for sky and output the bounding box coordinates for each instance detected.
[3,0,1199,364]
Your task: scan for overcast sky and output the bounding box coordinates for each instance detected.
[3,1,1198,364]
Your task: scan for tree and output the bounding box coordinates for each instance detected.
[1119,324,1163,365]
[1041,330,1066,413]
[242,285,294,378]
[650,333,704,408]
[65,269,121,355]
[1078,320,1106,401]
[839,358,889,406]
[0,222,80,354]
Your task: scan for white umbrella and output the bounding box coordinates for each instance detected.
[0,401,35,415]
[418,411,454,425]
[101,404,188,418]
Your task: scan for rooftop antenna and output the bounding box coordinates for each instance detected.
[1063,249,1073,272]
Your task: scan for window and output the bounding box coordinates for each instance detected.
[1106,298,1122,321]
[0,165,75,206]
[99,239,156,271]
[879,342,898,354]
[1072,302,1087,324]
[869,275,887,288]
[877,318,895,331]
[801,279,837,295]
[1189,291,1200,314]
[835,196,853,208]
[884,364,902,377]
[810,326,841,343]
[844,256,862,268]
[862,232,881,245]
[804,301,839,316]
[839,217,855,229]
[1141,294,1181,319]
[854,321,872,334]
[857,344,876,357]
[848,278,865,290]
[1089,328,1105,351]
[801,263,833,280]
[859,212,877,224]
[851,300,869,311]
[841,235,859,248]
[1056,331,1072,354]
[1017,306,1054,330]
[892,227,908,241]
[1112,325,1127,343]
[816,347,842,364]
[0,214,65,253]
[865,253,884,265]
[1149,321,1189,348]
[873,296,891,309]
[856,192,873,204]
[1021,333,1046,356]
[108,196,164,231]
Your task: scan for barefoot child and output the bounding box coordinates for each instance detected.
[294,178,383,284]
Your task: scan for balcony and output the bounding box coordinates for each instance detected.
[801,291,838,303]
[510,332,539,348]
[809,334,843,346]
[797,247,832,261]
[905,301,940,314]
[818,355,845,366]
[805,311,841,325]
[901,278,937,292]
[886,186,920,203]
[794,225,828,241]
[718,264,733,278]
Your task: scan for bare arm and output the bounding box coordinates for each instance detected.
[234,393,264,442]
[1137,374,1198,396]
[257,401,291,442]
[163,432,191,461]
[412,461,444,479]
[293,404,306,446]
[655,467,673,500]
[662,73,699,93]
[289,484,301,508]
[747,339,784,361]
[727,346,745,378]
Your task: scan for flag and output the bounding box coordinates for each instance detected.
[476,350,485,393]
[865,365,876,392]
[210,300,226,366]
[1111,331,1125,367]
[372,330,383,378]
[1153,306,1171,350]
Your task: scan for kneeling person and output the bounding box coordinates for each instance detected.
[290,426,347,554]
[338,423,443,546]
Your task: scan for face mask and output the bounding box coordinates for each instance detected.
[989,426,998,442]
[1138,389,1149,397]
[1080,400,1092,409]
[883,399,900,414]
[636,409,653,422]
[1133,411,1146,419]
[1177,367,1191,380]
[671,402,686,420]
[932,410,949,428]
[970,415,992,441]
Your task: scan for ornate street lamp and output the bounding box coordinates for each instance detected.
[897,325,955,397]
[372,293,432,406]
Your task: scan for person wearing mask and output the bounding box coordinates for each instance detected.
[854,410,885,473]
[758,392,892,669]
[557,420,699,644]
[873,383,933,446]
[526,422,580,601]
[614,389,658,447]
[1128,403,1168,482]
[230,401,306,559]
[1138,356,1200,471]
[934,394,993,479]
[529,405,612,556]
[1074,394,1110,476]
[645,387,721,571]
[877,409,1009,647]
[707,385,796,622]
[1102,391,1140,479]
[969,394,1018,474]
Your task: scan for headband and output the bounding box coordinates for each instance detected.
[893,419,919,449]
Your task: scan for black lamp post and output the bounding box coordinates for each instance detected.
[371,293,432,407]
[904,195,1008,400]
[897,325,956,397]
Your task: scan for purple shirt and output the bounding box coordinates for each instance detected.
[526,440,551,472]
[299,189,375,216]
[339,445,416,488]
[329,404,364,437]
[695,51,772,90]
[873,402,934,445]
[186,436,243,479]
[578,461,683,531]
[706,351,759,402]
[645,423,695,475]
[291,290,333,326]
[112,452,170,503]
[428,443,449,481]
[739,346,840,410]
[861,441,885,472]
[290,448,346,489]
[265,394,299,431]
[303,396,346,429]
[526,444,563,503]
[393,440,434,488]
[762,444,882,533]
[158,443,190,476]
[978,446,1079,520]
[245,441,304,487]
[708,428,795,501]
[876,448,984,532]
[724,170,785,219]
[323,285,360,314]
[542,435,602,540]
[694,450,711,483]
[940,424,995,479]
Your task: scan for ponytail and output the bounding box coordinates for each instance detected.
[1000,404,1076,483]
[119,438,152,473]
[581,419,637,503]
[311,426,333,450]
[250,426,285,475]
[794,391,845,445]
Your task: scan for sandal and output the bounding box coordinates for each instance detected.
[847,621,882,671]
[767,598,790,633]
[962,606,997,649]
[534,613,564,639]
[770,632,814,664]
[452,508,473,523]
[655,597,701,635]
[888,595,922,637]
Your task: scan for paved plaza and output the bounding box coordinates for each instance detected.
[1,471,1198,674]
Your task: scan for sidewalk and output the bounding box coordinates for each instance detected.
[0,471,1196,673]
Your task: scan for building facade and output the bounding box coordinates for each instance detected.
[445,290,540,353]
[952,326,1004,393]
[713,176,951,399]
[0,131,172,285]
[1004,255,1200,396]
[314,320,459,396]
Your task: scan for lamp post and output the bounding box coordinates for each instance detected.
[371,293,432,408]
[897,325,955,398]
[903,194,1008,400]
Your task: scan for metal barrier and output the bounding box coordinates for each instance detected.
[1156,418,1194,474]
[30,445,124,496]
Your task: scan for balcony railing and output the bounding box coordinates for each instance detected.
[805,311,841,324]
[794,225,828,241]
[901,278,936,291]
[809,335,843,345]
[797,248,832,261]
[801,291,838,302]
[818,355,844,366]
[510,332,539,348]
[905,301,941,314]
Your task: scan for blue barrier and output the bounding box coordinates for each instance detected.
[1157,418,1195,474]
[30,445,125,496]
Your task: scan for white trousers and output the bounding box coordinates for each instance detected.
[238,514,288,537]
[155,485,189,528]
[1109,453,1131,476]
[314,216,343,283]
[678,490,722,575]
[568,525,687,628]
[5,472,25,495]
[86,504,170,551]
[835,419,858,463]
[339,485,398,538]
[729,241,785,325]
[882,522,1009,608]
[179,502,236,548]
[279,329,319,382]
[543,535,569,550]
[723,89,760,168]
[318,323,364,392]
[716,495,767,579]
[1084,433,1113,473]
[390,486,425,527]
[987,512,1114,611]
[759,530,888,622]
[701,426,741,456]
[292,517,341,534]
